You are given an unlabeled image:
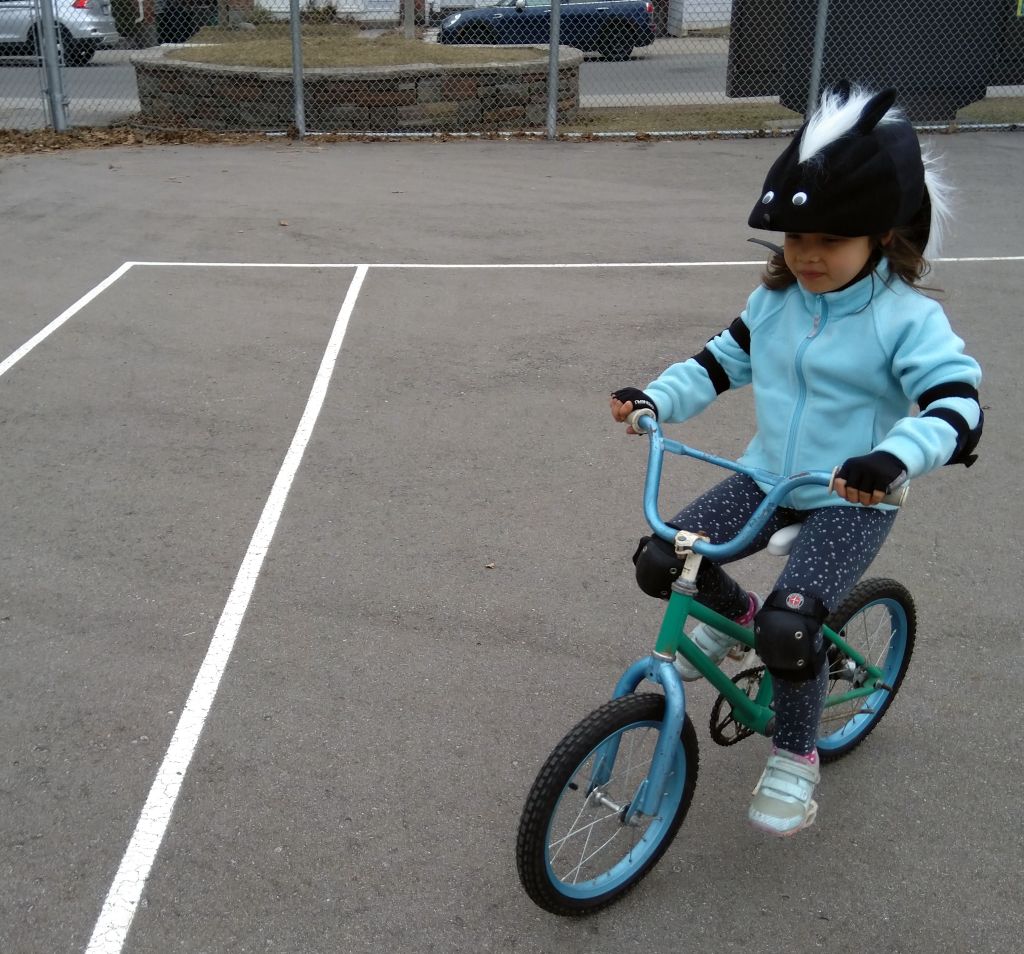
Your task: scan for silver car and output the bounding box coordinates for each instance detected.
[0,0,119,66]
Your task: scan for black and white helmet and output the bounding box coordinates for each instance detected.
[748,83,951,257]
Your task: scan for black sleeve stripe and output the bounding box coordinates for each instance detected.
[692,348,730,395]
[922,406,969,441]
[918,382,979,409]
[727,316,751,355]
[922,406,970,458]
[924,405,984,467]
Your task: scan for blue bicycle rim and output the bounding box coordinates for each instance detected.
[817,597,909,753]
[544,720,687,901]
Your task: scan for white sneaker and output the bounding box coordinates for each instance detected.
[748,748,820,837]
[673,593,760,682]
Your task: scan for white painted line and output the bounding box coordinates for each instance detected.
[84,265,370,954]
[127,257,1024,269]
[369,261,768,268]
[0,262,135,379]
[129,261,362,268]
[128,260,765,268]
[936,255,1024,262]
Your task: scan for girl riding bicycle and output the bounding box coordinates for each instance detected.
[610,84,983,837]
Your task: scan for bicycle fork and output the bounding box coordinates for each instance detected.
[580,655,687,825]
[587,533,705,824]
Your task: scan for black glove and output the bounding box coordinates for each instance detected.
[611,387,658,420]
[836,451,907,495]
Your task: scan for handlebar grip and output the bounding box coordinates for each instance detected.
[626,408,657,433]
[828,467,910,507]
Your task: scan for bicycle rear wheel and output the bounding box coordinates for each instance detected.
[516,693,698,916]
[816,578,916,763]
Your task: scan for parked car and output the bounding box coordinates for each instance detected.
[0,0,119,67]
[438,0,654,61]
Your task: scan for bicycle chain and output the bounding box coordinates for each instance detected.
[709,666,766,747]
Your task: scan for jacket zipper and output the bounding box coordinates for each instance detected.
[782,296,828,476]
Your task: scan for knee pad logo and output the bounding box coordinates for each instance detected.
[786,593,805,610]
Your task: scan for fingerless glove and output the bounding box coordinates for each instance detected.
[611,387,658,419]
[836,451,907,494]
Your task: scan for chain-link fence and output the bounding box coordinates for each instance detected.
[1,0,1022,136]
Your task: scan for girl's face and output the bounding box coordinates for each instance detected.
[783,233,876,294]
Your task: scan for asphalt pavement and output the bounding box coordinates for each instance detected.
[0,132,1021,954]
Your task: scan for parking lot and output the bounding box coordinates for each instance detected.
[1,132,1022,954]
[3,28,1022,130]
[0,37,737,129]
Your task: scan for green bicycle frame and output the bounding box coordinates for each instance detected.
[602,589,893,820]
[602,413,905,819]
[653,591,891,737]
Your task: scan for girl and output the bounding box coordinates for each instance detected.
[610,84,983,837]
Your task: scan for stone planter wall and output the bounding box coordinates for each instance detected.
[132,51,582,132]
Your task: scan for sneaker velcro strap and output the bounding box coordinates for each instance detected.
[753,756,819,801]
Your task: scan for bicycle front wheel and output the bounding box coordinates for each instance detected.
[516,693,698,916]
[817,578,916,763]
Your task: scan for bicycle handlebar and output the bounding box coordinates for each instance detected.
[626,409,908,559]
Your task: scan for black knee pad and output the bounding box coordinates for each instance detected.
[632,534,684,600]
[754,590,829,682]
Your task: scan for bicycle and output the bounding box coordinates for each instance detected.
[515,409,916,916]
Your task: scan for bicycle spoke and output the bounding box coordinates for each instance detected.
[824,609,881,728]
[858,606,894,668]
[517,694,699,913]
[545,721,671,884]
[568,826,633,883]
[816,584,913,762]
[548,764,617,863]
[548,804,621,856]
[568,816,597,884]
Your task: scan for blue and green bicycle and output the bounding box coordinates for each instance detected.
[516,411,915,915]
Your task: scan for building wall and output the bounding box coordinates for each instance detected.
[667,0,731,36]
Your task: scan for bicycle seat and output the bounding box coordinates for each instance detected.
[767,523,801,556]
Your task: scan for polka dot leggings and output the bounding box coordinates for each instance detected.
[668,474,896,755]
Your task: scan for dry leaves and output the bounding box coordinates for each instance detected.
[0,126,272,155]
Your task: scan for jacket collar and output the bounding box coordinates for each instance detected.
[795,258,891,317]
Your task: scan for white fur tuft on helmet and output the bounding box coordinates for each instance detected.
[922,147,953,259]
[798,85,901,164]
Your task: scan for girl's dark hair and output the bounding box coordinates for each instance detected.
[760,199,937,294]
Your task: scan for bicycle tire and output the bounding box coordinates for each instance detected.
[516,693,698,915]
[816,577,916,763]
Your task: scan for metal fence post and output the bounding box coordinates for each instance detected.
[290,0,306,137]
[546,0,561,139]
[806,0,830,116]
[404,0,416,40]
[36,0,68,132]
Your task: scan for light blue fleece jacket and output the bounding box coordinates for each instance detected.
[644,261,983,510]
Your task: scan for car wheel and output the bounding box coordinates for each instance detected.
[28,25,94,66]
[460,23,497,44]
[27,24,41,58]
[63,38,96,67]
[598,25,633,60]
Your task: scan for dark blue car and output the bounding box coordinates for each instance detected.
[437,0,655,61]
